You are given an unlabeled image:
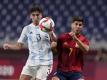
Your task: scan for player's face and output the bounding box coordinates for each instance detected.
[71,21,83,34]
[30,11,42,23]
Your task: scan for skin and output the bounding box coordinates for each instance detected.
[3,11,56,80]
[69,21,89,53]
[51,21,89,54]
[51,21,89,80]
[3,11,42,50]
[3,11,42,80]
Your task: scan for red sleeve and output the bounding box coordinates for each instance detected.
[83,37,90,46]
[79,34,90,46]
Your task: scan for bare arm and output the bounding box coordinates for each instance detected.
[49,31,57,42]
[51,41,57,53]
[3,42,24,50]
[75,37,89,53]
[72,33,89,53]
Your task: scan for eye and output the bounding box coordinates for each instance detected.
[32,14,40,16]
[75,23,78,25]
[35,14,40,16]
[75,23,82,26]
[79,24,82,26]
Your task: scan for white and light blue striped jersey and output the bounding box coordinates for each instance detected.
[18,23,53,66]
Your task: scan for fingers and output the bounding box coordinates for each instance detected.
[51,42,57,48]
[3,44,9,50]
[70,32,78,40]
[52,76,60,80]
[63,42,69,48]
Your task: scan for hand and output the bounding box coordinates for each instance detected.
[52,76,60,80]
[48,31,57,41]
[47,26,55,33]
[51,42,57,48]
[69,32,78,41]
[3,43,10,50]
[63,42,69,48]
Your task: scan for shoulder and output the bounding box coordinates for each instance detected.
[59,33,69,38]
[25,23,32,29]
[22,23,32,31]
[80,34,89,40]
[58,32,69,41]
[79,34,90,44]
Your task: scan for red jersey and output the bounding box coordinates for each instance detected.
[57,33,89,72]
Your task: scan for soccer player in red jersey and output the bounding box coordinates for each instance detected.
[52,16,90,80]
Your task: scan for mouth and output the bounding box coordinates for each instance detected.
[75,29,81,34]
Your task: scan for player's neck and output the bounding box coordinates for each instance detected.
[33,22,39,26]
[70,31,80,35]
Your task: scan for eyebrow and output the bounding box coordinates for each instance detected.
[32,14,40,16]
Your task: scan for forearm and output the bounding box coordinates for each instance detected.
[10,44,23,50]
[51,41,57,53]
[76,38,89,53]
[70,32,89,53]
[3,43,24,50]
[49,31,57,41]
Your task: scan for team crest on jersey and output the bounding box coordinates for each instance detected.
[75,43,79,48]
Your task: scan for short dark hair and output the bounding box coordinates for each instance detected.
[72,16,84,23]
[29,6,43,14]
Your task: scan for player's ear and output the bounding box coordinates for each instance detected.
[30,14,32,19]
[40,14,42,19]
[71,23,74,28]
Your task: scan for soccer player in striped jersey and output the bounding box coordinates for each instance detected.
[3,6,57,80]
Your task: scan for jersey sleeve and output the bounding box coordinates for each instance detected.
[84,38,90,46]
[17,27,27,43]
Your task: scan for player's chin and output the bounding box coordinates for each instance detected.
[76,32,80,35]
[75,30,81,34]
